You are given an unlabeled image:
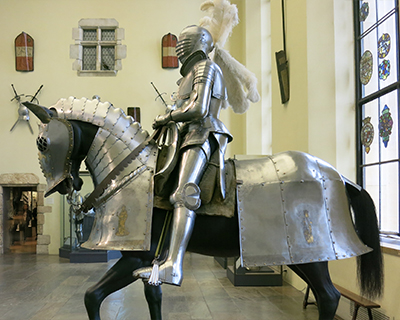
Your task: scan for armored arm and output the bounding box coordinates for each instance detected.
[153,60,225,128]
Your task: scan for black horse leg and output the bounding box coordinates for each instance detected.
[84,254,150,320]
[143,280,162,320]
[289,262,340,320]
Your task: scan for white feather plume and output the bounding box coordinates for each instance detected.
[199,0,260,114]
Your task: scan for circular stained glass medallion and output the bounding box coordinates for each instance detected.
[378,33,391,58]
[378,60,390,80]
[360,2,369,22]
[379,105,393,148]
[361,117,374,154]
[360,50,373,85]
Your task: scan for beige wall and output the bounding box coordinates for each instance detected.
[1,0,399,318]
[269,0,400,318]
[0,0,249,254]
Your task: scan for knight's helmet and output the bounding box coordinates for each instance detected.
[175,25,214,63]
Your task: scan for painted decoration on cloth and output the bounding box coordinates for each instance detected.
[378,60,390,80]
[15,32,34,71]
[361,116,374,154]
[360,50,373,85]
[378,33,391,58]
[379,105,393,148]
[360,2,369,22]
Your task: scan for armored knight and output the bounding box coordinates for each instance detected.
[133,25,232,286]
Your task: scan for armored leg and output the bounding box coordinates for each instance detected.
[134,144,210,286]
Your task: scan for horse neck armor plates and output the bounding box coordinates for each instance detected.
[48,97,156,251]
[49,97,149,185]
[82,141,158,251]
[235,151,371,268]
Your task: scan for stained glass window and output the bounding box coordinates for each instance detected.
[355,1,400,237]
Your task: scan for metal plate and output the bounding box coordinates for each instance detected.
[235,151,371,267]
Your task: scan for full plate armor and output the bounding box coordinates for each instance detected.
[133,25,232,286]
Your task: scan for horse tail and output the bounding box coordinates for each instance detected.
[345,181,383,299]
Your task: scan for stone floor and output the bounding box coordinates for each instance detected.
[0,252,320,320]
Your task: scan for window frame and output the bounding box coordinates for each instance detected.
[70,19,126,77]
[354,0,400,241]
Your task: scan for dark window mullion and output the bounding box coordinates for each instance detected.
[355,0,364,185]
[396,1,400,235]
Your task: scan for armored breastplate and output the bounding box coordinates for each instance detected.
[178,59,227,101]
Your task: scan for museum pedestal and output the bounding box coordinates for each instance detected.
[59,246,121,263]
[215,257,283,286]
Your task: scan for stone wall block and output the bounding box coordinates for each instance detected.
[37,225,43,235]
[37,213,45,225]
[37,184,47,192]
[37,206,52,214]
[37,234,50,245]
[36,244,49,254]
[36,192,44,206]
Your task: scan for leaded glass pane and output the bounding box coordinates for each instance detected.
[101,29,115,41]
[359,2,397,97]
[380,162,399,233]
[364,164,380,222]
[362,99,380,164]
[83,46,96,70]
[101,46,115,70]
[379,91,397,162]
[83,29,97,41]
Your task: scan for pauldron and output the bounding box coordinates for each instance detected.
[177,60,227,101]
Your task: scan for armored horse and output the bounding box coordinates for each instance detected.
[25,97,383,320]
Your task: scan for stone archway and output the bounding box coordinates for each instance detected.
[0,173,51,254]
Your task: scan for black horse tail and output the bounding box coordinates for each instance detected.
[345,181,383,299]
